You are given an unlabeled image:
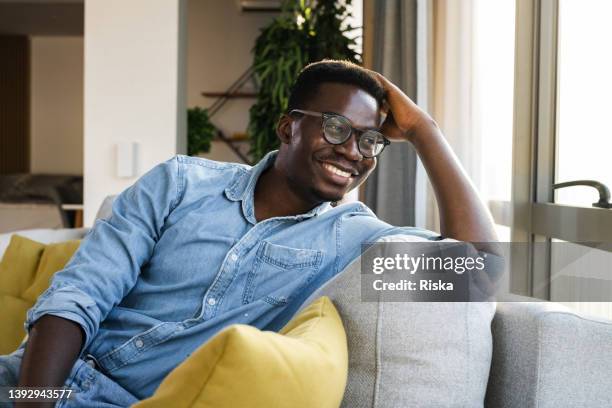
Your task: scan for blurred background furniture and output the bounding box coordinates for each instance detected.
[0,174,83,233]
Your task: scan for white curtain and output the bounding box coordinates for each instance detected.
[421,0,482,232]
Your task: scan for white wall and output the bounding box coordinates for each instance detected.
[83,0,186,226]
[30,36,83,175]
[187,0,275,143]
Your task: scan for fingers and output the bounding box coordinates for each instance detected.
[368,69,392,90]
[380,100,391,115]
[379,111,407,141]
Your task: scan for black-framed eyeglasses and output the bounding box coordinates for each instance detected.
[289,109,390,158]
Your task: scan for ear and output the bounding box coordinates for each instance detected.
[276,114,293,144]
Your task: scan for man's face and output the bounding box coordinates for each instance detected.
[277,82,380,203]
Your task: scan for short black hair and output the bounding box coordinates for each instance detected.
[287,59,385,112]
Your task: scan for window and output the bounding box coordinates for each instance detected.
[555,0,612,207]
[506,0,612,319]
[473,0,516,241]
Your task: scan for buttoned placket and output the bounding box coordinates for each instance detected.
[200,218,287,320]
[199,212,327,321]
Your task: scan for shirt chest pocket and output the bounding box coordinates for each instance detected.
[242,241,323,306]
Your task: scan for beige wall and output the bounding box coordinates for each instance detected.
[187,0,275,144]
[30,36,83,175]
[28,1,276,181]
[83,0,186,227]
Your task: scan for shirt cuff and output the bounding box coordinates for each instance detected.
[24,280,100,352]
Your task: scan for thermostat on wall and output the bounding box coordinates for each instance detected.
[116,142,139,178]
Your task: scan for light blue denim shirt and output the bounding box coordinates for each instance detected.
[24,151,438,399]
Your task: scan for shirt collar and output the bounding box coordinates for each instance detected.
[224,150,331,224]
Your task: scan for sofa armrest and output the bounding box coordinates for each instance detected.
[486,298,612,407]
[94,195,118,221]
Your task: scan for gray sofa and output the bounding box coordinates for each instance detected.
[486,299,612,407]
[1,196,611,407]
[296,236,612,408]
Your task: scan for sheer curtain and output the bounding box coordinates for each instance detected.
[421,0,480,232]
[427,0,515,237]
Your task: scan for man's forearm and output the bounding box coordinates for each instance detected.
[16,315,84,408]
[411,119,498,243]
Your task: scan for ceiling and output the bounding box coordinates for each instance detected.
[0,1,83,36]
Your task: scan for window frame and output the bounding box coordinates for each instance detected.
[490,0,612,299]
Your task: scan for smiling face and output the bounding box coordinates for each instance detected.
[276,82,381,203]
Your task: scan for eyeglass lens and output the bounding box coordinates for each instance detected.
[323,115,386,157]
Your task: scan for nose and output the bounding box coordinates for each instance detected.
[333,133,363,161]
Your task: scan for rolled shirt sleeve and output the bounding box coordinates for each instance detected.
[24,156,183,351]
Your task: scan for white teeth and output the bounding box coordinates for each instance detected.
[322,163,352,178]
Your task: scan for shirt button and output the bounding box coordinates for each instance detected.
[230,253,238,262]
[135,339,144,348]
[207,297,216,306]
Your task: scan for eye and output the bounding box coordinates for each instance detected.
[362,131,383,145]
[324,116,350,141]
[362,135,376,146]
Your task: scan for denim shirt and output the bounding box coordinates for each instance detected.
[25,151,439,399]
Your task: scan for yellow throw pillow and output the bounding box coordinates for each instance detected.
[0,235,46,297]
[135,296,348,408]
[0,235,80,354]
[0,295,33,354]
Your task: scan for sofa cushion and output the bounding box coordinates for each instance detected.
[0,235,46,297]
[298,235,496,408]
[134,296,348,408]
[0,235,81,354]
[0,295,33,354]
[486,300,612,407]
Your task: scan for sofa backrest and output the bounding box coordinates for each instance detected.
[298,234,496,408]
[94,195,117,221]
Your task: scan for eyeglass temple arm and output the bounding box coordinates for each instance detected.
[290,109,320,118]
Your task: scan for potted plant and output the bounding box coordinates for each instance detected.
[248,0,361,161]
[188,107,217,156]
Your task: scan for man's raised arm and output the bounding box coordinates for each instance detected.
[375,73,498,243]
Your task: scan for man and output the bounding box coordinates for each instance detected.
[0,60,496,406]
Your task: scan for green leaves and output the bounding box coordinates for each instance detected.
[188,107,216,156]
[248,0,362,162]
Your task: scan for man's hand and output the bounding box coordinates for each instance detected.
[372,71,435,143]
